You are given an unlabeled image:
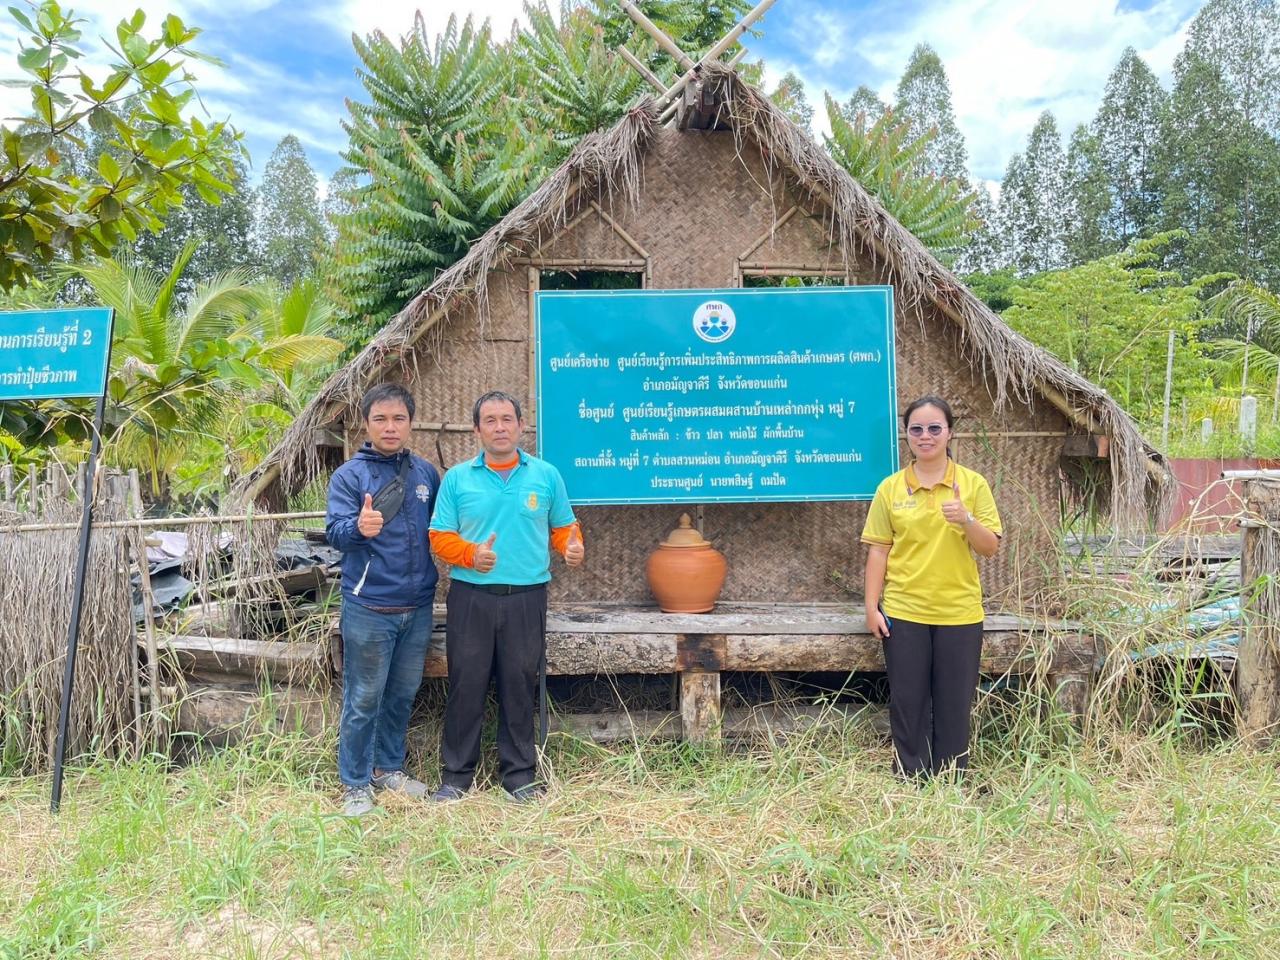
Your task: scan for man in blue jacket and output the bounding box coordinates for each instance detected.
[325,382,441,816]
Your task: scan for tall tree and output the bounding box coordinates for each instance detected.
[1160,0,1280,284]
[131,153,256,297]
[256,135,326,289]
[1062,124,1112,266]
[998,112,1067,274]
[322,168,360,242]
[0,2,242,289]
[956,182,1001,274]
[769,70,814,132]
[892,44,969,183]
[842,85,888,123]
[1091,48,1166,246]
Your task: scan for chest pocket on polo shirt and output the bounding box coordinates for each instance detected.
[520,485,551,523]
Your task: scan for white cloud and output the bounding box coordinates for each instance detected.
[846,0,1201,179]
[334,1,532,43]
[750,0,1202,182]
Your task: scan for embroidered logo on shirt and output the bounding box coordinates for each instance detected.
[526,492,539,510]
[415,484,430,502]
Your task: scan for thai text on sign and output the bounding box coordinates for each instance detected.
[0,308,114,401]
[535,287,898,504]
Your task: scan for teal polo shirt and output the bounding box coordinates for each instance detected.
[430,449,577,585]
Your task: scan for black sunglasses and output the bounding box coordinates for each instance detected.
[907,423,946,437]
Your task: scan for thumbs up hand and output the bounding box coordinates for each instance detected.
[474,533,498,573]
[358,493,385,538]
[941,483,970,526]
[564,526,584,568]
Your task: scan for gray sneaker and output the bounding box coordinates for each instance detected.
[342,784,375,817]
[371,769,429,799]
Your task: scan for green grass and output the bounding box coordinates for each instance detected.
[1,716,1278,959]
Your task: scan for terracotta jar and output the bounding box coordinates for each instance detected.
[645,513,727,613]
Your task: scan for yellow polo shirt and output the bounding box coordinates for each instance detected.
[861,460,1002,625]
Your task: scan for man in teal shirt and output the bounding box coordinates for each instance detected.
[428,390,584,802]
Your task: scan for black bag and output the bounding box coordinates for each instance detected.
[370,453,413,520]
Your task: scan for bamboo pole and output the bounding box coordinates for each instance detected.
[512,258,647,269]
[737,205,800,261]
[656,0,778,121]
[589,201,651,259]
[528,265,539,427]
[617,0,695,69]
[617,45,665,93]
[2,510,327,535]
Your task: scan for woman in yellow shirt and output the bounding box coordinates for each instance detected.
[861,396,1002,778]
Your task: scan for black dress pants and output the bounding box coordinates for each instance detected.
[882,617,983,777]
[440,581,547,791]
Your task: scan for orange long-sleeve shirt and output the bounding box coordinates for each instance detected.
[428,523,581,568]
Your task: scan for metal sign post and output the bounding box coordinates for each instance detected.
[0,307,115,813]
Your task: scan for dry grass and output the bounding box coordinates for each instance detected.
[1,710,1278,959]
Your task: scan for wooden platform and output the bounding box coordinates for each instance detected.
[162,603,1094,743]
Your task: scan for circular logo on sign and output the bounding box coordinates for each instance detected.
[693,301,736,343]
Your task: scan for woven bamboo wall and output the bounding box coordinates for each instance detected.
[379,127,1073,607]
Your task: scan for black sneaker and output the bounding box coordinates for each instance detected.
[504,782,547,804]
[430,783,469,803]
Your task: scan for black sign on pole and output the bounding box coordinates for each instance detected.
[0,306,117,813]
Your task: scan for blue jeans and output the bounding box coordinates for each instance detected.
[338,599,432,787]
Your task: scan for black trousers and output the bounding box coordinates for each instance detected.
[440,581,547,791]
[882,617,983,777]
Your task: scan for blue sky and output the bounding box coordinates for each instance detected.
[4,0,1208,188]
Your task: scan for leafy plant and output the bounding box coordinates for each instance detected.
[823,94,978,265]
[0,1,243,289]
[1207,280,1280,420]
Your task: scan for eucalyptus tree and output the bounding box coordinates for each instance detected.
[1159,0,1280,284]
[998,112,1067,274]
[842,85,888,124]
[893,44,969,183]
[1091,48,1166,247]
[257,135,327,289]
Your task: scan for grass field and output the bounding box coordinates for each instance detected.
[2,707,1278,960]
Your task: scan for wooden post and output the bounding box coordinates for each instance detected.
[1162,328,1175,450]
[1238,478,1280,746]
[678,632,723,742]
[128,469,166,748]
[680,671,721,743]
[1045,631,1096,727]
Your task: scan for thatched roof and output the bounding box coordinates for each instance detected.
[238,64,1171,526]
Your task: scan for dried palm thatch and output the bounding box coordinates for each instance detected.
[236,65,1170,528]
[0,499,134,772]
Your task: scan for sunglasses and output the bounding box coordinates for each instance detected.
[907,423,946,438]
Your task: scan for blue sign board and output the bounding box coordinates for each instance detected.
[536,286,898,504]
[0,308,114,401]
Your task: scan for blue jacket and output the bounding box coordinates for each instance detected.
[325,444,441,608]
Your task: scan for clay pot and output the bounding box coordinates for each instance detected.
[645,513,727,614]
